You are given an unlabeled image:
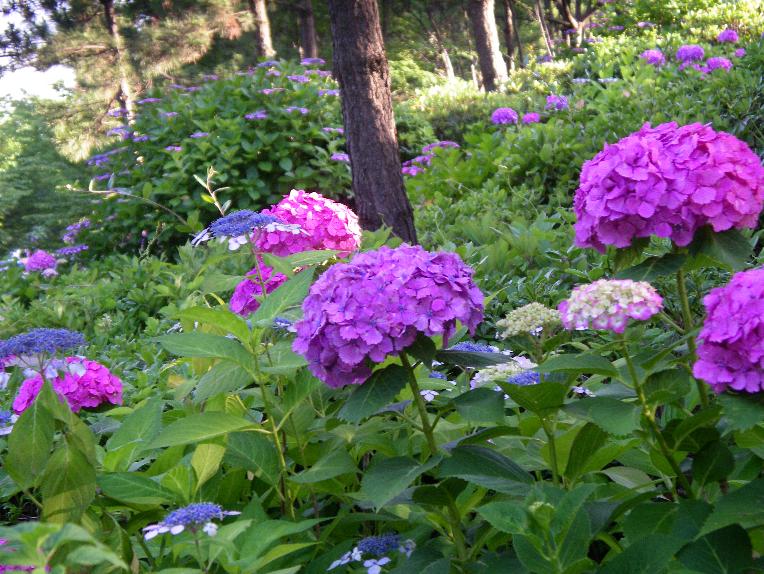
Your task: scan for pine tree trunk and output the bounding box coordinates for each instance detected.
[248,0,275,59]
[100,0,135,120]
[501,0,516,70]
[327,0,417,243]
[535,0,555,57]
[467,0,508,92]
[297,0,319,59]
[425,6,455,81]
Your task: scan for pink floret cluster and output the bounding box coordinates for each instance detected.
[693,268,764,393]
[24,250,57,273]
[230,258,288,316]
[293,245,484,388]
[13,356,122,414]
[574,122,764,252]
[256,189,362,257]
[558,279,663,334]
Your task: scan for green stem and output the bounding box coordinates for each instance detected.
[192,532,208,573]
[400,352,439,457]
[446,501,469,563]
[622,340,693,496]
[540,418,560,486]
[136,535,156,570]
[676,269,708,408]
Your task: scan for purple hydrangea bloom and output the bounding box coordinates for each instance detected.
[0,328,85,358]
[676,44,705,62]
[301,57,326,66]
[165,145,182,152]
[259,88,285,95]
[421,141,459,154]
[208,210,282,239]
[735,48,746,58]
[358,534,400,557]
[545,95,569,111]
[245,110,268,120]
[230,260,288,316]
[694,267,764,393]
[318,89,340,96]
[132,134,150,142]
[143,503,239,540]
[331,152,350,163]
[506,371,540,386]
[266,69,281,77]
[449,342,499,353]
[137,97,161,104]
[257,60,279,68]
[293,245,484,388]
[491,107,518,125]
[56,245,89,257]
[107,108,128,117]
[24,250,57,273]
[202,74,218,81]
[706,57,732,72]
[161,111,178,118]
[717,29,739,43]
[287,74,310,83]
[608,25,624,31]
[322,127,344,134]
[107,126,131,138]
[189,131,210,138]
[522,112,541,124]
[284,106,309,115]
[63,219,91,243]
[640,49,666,66]
[94,173,112,181]
[637,21,653,28]
[402,165,424,176]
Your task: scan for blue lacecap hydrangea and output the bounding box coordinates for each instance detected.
[208,210,283,238]
[358,533,400,556]
[506,371,540,386]
[0,328,86,358]
[428,371,447,380]
[164,502,223,526]
[449,342,499,353]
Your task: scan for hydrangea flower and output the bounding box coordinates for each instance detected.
[0,328,85,359]
[639,49,665,66]
[288,74,310,83]
[13,356,123,414]
[693,267,764,393]
[491,107,518,125]
[573,122,764,251]
[319,89,340,96]
[558,279,663,333]
[0,538,34,572]
[294,245,484,387]
[706,57,732,71]
[257,59,280,68]
[160,111,178,118]
[363,558,391,574]
[301,57,326,66]
[421,141,459,154]
[717,29,739,43]
[545,95,569,111]
[506,371,541,386]
[676,44,704,62]
[137,97,161,104]
[522,112,541,124]
[0,410,18,436]
[193,210,302,250]
[285,106,309,115]
[256,190,362,257]
[165,145,182,152]
[358,534,400,556]
[230,260,288,316]
[24,250,57,273]
[471,358,536,391]
[735,48,746,58]
[260,88,285,95]
[56,245,89,257]
[143,503,240,540]
[401,165,424,176]
[331,152,350,163]
[189,131,210,138]
[132,134,150,142]
[328,535,415,571]
[245,110,268,120]
[449,342,499,353]
[497,302,561,337]
[322,127,344,134]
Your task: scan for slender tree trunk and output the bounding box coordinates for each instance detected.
[100,0,135,120]
[510,0,524,67]
[501,0,516,70]
[425,7,455,80]
[327,0,417,243]
[467,0,508,92]
[297,0,319,59]
[535,0,555,57]
[248,0,276,59]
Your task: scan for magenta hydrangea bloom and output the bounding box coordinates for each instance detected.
[491,107,518,125]
[13,356,122,414]
[545,95,569,111]
[229,259,288,316]
[256,190,362,257]
[639,49,665,66]
[706,57,732,71]
[522,112,541,124]
[573,122,764,252]
[694,268,764,393]
[559,279,663,333]
[293,245,484,388]
[717,29,739,43]
[734,48,746,58]
[24,250,57,273]
[676,44,705,62]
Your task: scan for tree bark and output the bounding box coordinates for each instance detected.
[467,0,508,92]
[501,0,516,69]
[248,0,275,59]
[100,0,135,120]
[425,6,455,80]
[535,0,555,57]
[297,0,319,59]
[327,0,417,243]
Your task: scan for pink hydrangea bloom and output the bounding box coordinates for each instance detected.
[693,268,764,393]
[717,29,739,43]
[706,57,732,71]
[24,250,57,273]
[558,279,663,334]
[293,245,484,388]
[13,356,122,414]
[639,49,665,66]
[256,190,362,257]
[574,122,764,252]
[229,259,288,316]
[522,112,541,124]
[734,48,746,58]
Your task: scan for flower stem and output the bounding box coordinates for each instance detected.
[400,352,439,457]
[540,418,560,486]
[192,532,208,573]
[676,269,708,408]
[622,339,693,496]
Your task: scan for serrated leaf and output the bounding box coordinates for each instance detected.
[689,227,752,271]
[718,393,764,431]
[290,449,356,484]
[434,350,511,368]
[5,382,55,489]
[438,445,531,494]
[678,525,753,574]
[192,442,226,491]
[616,253,687,281]
[452,388,505,423]
[337,364,407,423]
[536,353,617,377]
[154,333,255,373]
[564,423,607,482]
[700,478,764,535]
[224,432,281,487]
[564,397,641,437]
[178,306,251,341]
[149,412,256,449]
[644,369,691,405]
[97,473,176,505]
[692,440,733,486]
[251,268,314,324]
[500,381,569,415]
[40,438,96,523]
[359,456,440,509]
[194,361,253,402]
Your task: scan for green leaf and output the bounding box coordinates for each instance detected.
[40,438,96,523]
[224,432,281,487]
[97,473,176,505]
[644,369,691,405]
[178,306,251,341]
[500,381,569,415]
[692,440,733,487]
[290,449,356,484]
[476,500,528,533]
[406,333,437,367]
[194,361,253,402]
[262,249,339,276]
[599,534,685,574]
[535,353,617,377]
[671,406,722,450]
[261,340,308,374]
[149,412,256,449]
[237,519,320,565]
[564,397,641,437]
[564,423,607,482]
[678,525,753,574]
[251,269,315,324]
[434,350,511,368]
[337,364,407,423]
[201,272,244,294]
[192,442,226,491]
[154,333,255,373]
[701,479,764,535]
[104,399,163,470]
[718,393,764,431]
[359,456,440,510]
[616,253,687,281]
[452,388,505,423]
[689,227,752,271]
[438,445,531,494]
[5,382,55,489]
